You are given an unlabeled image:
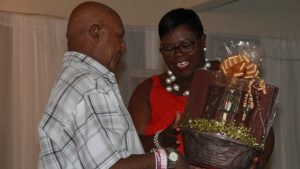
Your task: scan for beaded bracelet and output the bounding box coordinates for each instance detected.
[157,149,167,169]
[153,149,160,169]
[153,130,163,149]
[152,148,168,169]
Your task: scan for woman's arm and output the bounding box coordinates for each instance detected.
[128,77,181,152]
[258,128,274,168]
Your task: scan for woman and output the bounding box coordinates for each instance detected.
[128,8,273,169]
[128,8,211,154]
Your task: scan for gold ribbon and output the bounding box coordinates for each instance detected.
[220,54,267,112]
[220,54,259,79]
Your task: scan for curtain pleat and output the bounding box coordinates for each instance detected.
[0,11,67,169]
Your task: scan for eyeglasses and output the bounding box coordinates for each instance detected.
[159,35,202,57]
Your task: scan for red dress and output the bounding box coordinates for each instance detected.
[145,75,187,154]
[145,76,219,169]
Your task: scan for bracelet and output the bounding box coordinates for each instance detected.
[153,130,163,149]
[153,149,160,169]
[157,149,167,169]
[153,148,167,169]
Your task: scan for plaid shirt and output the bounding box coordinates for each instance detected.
[38,51,144,169]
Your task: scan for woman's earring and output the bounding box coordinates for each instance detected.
[204,47,207,52]
[203,58,211,70]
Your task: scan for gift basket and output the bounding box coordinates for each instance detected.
[180,41,279,169]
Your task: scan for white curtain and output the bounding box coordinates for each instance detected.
[260,38,300,169]
[117,26,166,105]
[0,11,67,169]
[0,10,299,169]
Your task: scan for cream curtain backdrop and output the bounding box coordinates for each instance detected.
[0,11,299,169]
[0,11,67,169]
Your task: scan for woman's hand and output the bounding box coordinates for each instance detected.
[159,112,181,148]
[248,157,259,169]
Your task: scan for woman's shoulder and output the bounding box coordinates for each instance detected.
[129,73,167,101]
[135,73,166,90]
[130,75,155,100]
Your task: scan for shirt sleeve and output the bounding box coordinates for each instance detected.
[73,92,132,168]
[39,96,128,169]
[39,78,137,169]
[42,93,134,169]
[38,107,82,169]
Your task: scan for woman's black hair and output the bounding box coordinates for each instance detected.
[158,8,204,39]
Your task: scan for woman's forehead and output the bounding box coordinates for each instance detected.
[161,26,198,45]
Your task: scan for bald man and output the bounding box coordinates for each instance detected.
[38,2,190,169]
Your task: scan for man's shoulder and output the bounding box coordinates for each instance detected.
[39,66,98,131]
[58,63,99,91]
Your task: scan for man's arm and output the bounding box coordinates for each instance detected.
[111,154,155,169]
[111,151,190,169]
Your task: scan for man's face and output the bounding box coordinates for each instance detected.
[95,15,126,73]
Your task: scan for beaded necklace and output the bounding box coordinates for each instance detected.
[165,60,211,96]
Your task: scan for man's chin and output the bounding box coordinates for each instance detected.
[109,62,121,73]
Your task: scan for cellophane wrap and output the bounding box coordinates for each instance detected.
[181,41,279,169]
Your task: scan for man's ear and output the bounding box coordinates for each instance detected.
[89,24,102,41]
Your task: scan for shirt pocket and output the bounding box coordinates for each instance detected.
[85,93,129,139]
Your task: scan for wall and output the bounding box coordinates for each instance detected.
[0,0,221,26]
[1,0,299,39]
[200,0,300,39]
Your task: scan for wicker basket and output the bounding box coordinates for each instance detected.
[182,129,254,169]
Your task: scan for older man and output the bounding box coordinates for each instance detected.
[38,1,190,169]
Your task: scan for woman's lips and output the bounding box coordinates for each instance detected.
[176,60,190,71]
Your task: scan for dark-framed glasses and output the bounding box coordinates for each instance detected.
[159,35,202,57]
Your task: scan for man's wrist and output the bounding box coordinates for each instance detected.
[165,147,178,169]
[152,148,168,169]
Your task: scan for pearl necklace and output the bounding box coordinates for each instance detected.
[165,60,211,96]
[165,70,190,96]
